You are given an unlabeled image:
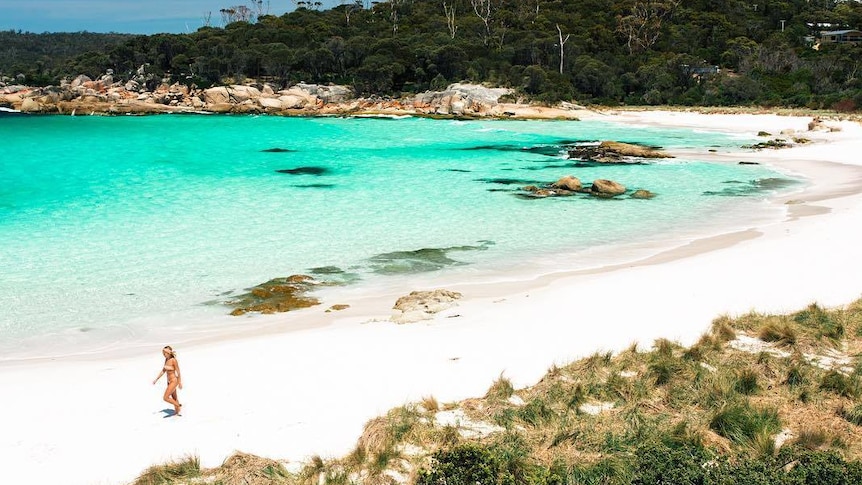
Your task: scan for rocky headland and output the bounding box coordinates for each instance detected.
[0,72,583,119]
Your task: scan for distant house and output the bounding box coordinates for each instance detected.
[819,30,862,44]
[681,64,720,77]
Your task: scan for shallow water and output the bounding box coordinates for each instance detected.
[0,114,796,358]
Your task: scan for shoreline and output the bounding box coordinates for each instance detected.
[2,111,862,485]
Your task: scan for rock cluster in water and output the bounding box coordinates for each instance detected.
[568,141,672,164]
[226,275,322,316]
[521,175,654,200]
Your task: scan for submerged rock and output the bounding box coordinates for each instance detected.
[630,189,656,199]
[226,275,321,316]
[261,147,295,153]
[392,289,463,324]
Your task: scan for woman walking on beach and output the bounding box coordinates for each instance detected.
[153,345,183,416]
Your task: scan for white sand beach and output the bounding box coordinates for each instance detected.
[2,111,862,485]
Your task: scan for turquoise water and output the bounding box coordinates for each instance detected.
[0,114,794,357]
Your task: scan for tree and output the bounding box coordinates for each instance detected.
[443,1,457,39]
[617,0,681,54]
[471,0,493,45]
[555,24,570,74]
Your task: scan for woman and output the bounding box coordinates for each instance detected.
[152,345,183,416]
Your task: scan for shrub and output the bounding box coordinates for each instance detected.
[570,456,633,485]
[416,443,500,485]
[632,441,710,485]
[832,98,857,113]
[785,450,862,485]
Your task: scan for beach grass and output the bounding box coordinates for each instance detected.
[133,455,200,485]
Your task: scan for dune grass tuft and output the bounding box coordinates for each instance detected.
[133,455,200,485]
[420,395,440,413]
[518,397,557,427]
[839,403,862,426]
[734,367,760,395]
[784,364,807,388]
[819,370,860,398]
[486,374,515,401]
[794,303,845,340]
[709,403,781,446]
[215,452,290,485]
[795,427,832,450]
[712,316,737,343]
[758,320,798,346]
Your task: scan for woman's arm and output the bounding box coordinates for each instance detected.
[174,358,182,389]
[152,369,164,385]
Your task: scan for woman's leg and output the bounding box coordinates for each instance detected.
[164,380,181,414]
[171,388,181,413]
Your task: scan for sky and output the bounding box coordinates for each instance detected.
[0,0,344,34]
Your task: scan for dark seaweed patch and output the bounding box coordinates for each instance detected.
[456,140,582,157]
[444,168,472,173]
[293,183,336,189]
[368,242,494,275]
[277,166,329,175]
[569,160,646,167]
[309,266,345,275]
[474,177,539,185]
[307,266,361,285]
[522,163,572,171]
[261,147,295,153]
[703,178,798,197]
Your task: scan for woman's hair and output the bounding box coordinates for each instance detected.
[163,345,175,359]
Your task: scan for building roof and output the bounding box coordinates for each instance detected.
[821,29,862,35]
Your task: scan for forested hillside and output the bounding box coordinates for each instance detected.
[1,0,861,109]
[0,31,133,86]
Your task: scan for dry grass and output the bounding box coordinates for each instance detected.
[133,456,200,485]
[210,452,290,485]
[485,374,515,401]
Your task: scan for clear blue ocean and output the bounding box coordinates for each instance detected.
[0,114,797,358]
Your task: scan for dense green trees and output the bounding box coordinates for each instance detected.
[1,0,860,109]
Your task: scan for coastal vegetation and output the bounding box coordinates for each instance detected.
[134,298,862,484]
[2,0,861,110]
